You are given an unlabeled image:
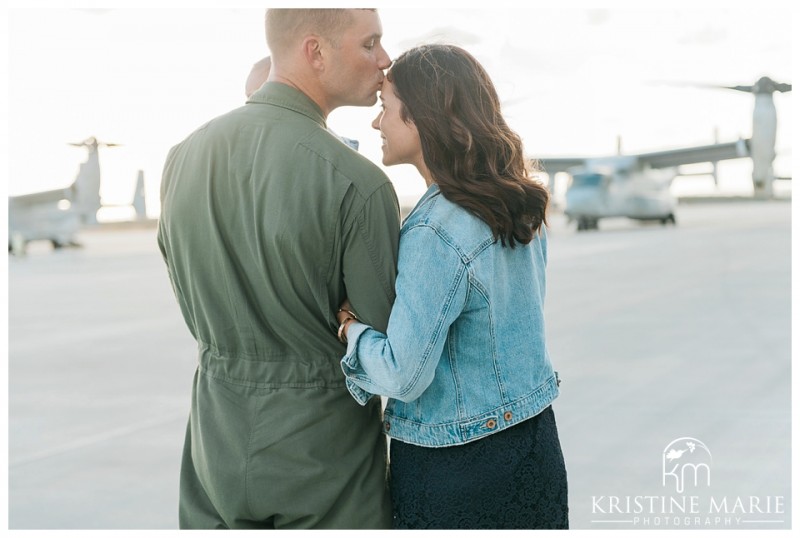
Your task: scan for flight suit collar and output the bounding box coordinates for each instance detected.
[246,81,327,129]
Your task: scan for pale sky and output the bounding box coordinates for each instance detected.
[4,1,794,216]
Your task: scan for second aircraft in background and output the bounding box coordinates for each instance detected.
[535,76,790,231]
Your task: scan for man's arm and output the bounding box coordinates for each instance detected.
[341,181,400,334]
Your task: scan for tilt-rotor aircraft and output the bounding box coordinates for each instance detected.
[536,76,791,231]
[8,136,148,254]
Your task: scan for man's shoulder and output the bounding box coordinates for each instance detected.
[167,106,245,151]
[301,130,393,196]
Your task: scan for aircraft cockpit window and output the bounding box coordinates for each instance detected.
[571,173,605,187]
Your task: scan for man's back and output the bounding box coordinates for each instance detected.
[158,82,399,528]
[159,82,399,386]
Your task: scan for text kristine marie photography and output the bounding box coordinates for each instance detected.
[590,437,787,529]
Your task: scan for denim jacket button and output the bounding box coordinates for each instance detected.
[503,411,513,421]
[384,420,391,432]
[485,419,497,429]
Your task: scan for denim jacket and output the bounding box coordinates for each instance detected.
[341,184,560,447]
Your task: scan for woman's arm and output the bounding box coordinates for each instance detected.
[340,224,468,405]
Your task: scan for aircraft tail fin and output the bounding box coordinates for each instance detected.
[132,170,147,219]
[70,140,103,224]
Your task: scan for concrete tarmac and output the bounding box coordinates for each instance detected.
[7,199,793,530]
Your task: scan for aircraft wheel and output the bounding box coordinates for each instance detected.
[660,213,676,226]
[9,234,27,256]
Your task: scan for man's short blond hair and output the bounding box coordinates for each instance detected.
[265,9,371,58]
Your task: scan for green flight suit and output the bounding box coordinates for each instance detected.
[157,82,399,529]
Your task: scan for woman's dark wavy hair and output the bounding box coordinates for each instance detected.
[387,44,548,247]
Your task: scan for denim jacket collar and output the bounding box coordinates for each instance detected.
[403,183,441,226]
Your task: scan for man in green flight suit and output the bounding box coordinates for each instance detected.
[158,9,399,529]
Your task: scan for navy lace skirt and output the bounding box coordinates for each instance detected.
[388,405,569,529]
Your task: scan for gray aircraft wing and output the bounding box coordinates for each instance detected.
[636,139,750,169]
[535,157,587,176]
[9,187,72,207]
[535,139,749,173]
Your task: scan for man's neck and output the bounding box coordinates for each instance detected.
[270,74,333,119]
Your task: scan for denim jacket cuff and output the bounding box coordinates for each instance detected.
[344,378,372,406]
[340,322,374,405]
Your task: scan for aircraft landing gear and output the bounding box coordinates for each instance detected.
[576,217,599,231]
[50,239,82,250]
[660,213,676,226]
[9,233,27,256]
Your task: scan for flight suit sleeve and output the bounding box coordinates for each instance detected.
[341,181,400,334]
[156,146,175,263]
[156,144,181,264]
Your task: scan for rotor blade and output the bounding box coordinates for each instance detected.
[501,95,530,108]
[648,80,753,92]
[397,26,482,49]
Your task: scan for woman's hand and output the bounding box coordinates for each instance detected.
[336,299,358,343]
[337,299,355,325]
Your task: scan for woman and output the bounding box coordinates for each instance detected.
[336,44,568,529]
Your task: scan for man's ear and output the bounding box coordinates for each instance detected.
[302,36,325,71]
